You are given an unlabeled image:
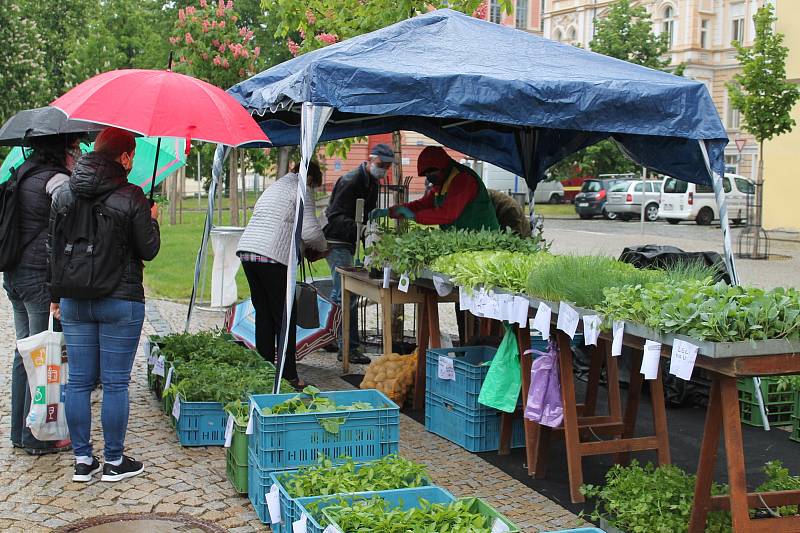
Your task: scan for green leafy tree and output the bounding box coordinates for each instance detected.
[727,4,799,176]
[0,3,50,125]
[549,0,678,181]
[589,0,671,70]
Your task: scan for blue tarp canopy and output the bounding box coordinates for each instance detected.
[229,9,728,188]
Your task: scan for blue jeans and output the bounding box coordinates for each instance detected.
[61,298,145,461]
[3,269,52,449]
[326,245,360,350]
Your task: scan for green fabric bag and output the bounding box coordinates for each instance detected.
[478,323,521,413]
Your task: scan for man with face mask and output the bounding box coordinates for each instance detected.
[371,146,499,232]
[323,143,395,365]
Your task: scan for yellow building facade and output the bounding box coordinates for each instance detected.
[763,0,800,232]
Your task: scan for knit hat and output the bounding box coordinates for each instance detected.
[417,146,452,176]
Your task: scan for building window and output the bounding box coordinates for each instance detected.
[725,155,739,175]
[489,0,502,24]
[662,6,675,47]
[700,19,709,48]
[515,0,528,29]
[731,17,745,43]
[567,26,576,44]
[553,28,562,42]
[727,91,741,130]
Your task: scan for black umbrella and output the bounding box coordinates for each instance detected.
[0,107,103,147]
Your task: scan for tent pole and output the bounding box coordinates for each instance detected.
[273,103,333,393]
[639,166,646,234]
[698,140,770,431]
[185,143,230,332]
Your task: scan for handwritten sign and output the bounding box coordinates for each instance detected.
[669,339,699,380]
[438,356,456,380]
[224,414,235,448]
[640,340,662,380]
[153,355,166,377]
[556,302,580,339]
[266,484,282,524]
[532,302,552,340]
[582,315,602,346]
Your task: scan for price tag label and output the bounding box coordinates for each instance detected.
[163,366,174,391]
[293,513,308,533]
[612,321,625,357]
[433,275,452,297]
[640,340,662,380]
[382,266,391,289]
[532,302,552,340]
[437,356,456,381]
[266,484,282,524]
[153,355,166,377]
[556,301,580,339]
[224,414,235,448]
[246,401,256,435]
[582,315,602,346]
[669,339,699,380]
[172,396,181,421]
[398,274,410,293]
[492,517,511,533]
[512,296,530,327]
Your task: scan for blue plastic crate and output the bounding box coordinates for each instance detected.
[426,346,497,411]
[299,486,456,533]
[248,449,271,526]
[268,462,432,532]
[173,395,228,446]
[425,391,526,453]
[248,389,400,471]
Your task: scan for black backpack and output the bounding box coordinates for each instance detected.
[0,163,63,272]
[49,189,128,299]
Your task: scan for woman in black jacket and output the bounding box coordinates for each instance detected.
[50,127,160,483]
[3,133,81,455]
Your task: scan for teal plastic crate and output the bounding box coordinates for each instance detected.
[541,529,606,533]
[425,391,525,453]
[173,395,228,446]
[248,389,399,471]
[304,486,455,533]
[268,462,432,533]
[248,450,271,526]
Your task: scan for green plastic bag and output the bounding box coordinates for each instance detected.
[478,323,521,413]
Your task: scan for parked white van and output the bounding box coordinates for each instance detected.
[658,174,754,225]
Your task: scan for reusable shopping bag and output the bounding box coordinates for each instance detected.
[524,341,563,428]
[18,314,70,441]
[478,323,521,413]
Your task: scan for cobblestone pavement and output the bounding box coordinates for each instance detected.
[0,292,585,532]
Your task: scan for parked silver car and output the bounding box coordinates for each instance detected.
[605,180,663,221]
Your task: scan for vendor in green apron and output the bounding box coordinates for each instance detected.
[369,146,499,230]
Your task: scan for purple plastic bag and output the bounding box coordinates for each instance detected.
[524,341,563,428]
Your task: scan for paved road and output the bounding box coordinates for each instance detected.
[540,217,800,289]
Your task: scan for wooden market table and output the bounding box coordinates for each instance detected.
[515,296,800,531]
[337,268,457,400]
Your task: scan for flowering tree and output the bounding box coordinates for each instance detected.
[171,0,263,90]
[0,3,50,125]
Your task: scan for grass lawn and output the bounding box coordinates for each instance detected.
[145,210,331,301]
[532,203,577,217]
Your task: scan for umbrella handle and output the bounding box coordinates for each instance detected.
[149,136,162,204]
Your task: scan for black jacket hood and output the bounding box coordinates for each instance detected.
[70,152,128,199]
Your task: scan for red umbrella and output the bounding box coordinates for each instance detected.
[50,69,268,149]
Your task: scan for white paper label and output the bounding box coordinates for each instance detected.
[641,340,662,380]
[266,484,281,524]
[532,302,552,340]
[224,414,235,448]
[669,339,699,380]
[153,355,166,377]
[512,296,530,327]
[382,266,391,289]
[582,315,602,346]
[556,301,580,339]
[172,396,181,420]
[293,513,308,533]
[433,275,452,297]
[245,401,256,435]
[323,526,342,533]
[437,355,456,380]
[492,517,511,533]
[163,366,174,391]
[398,274,410,293]
[612,321,625,356]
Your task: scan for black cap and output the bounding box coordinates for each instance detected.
[369,143,395,163]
